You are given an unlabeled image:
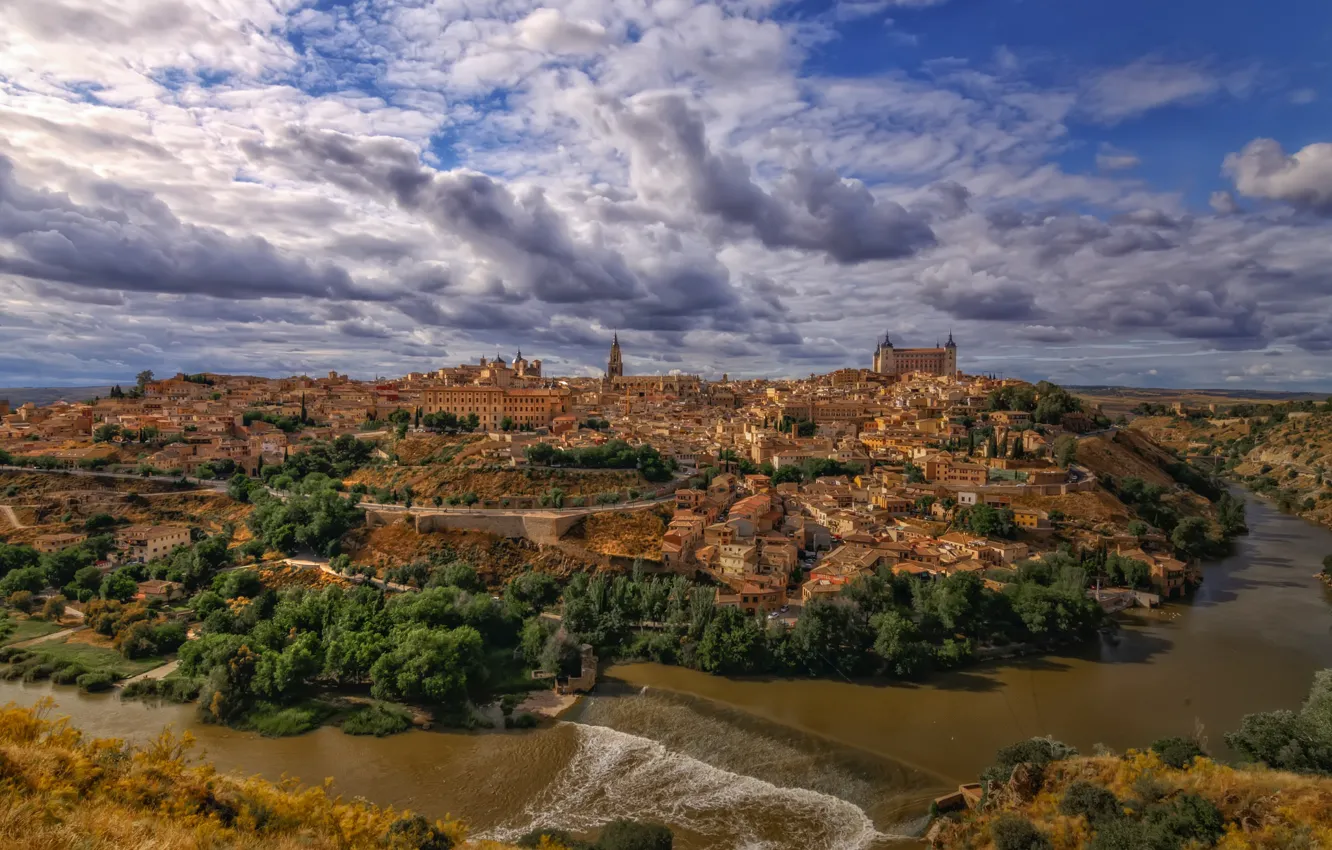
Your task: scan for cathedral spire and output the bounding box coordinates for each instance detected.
[607,332,624,379]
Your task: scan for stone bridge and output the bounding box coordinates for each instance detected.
[361,497,669,546]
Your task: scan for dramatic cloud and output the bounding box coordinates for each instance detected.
[601,94,937,263]
[0,0,1328,387]
[0,156,361,300]
[1224,139,1332,214]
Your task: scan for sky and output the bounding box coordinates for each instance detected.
[1,0,1331,390]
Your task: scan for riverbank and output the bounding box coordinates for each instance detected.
[0,491,1329,850]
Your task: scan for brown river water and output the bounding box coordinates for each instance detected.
[4,491,1332,849]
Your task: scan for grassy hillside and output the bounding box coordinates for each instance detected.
[1131,409,1332,532]
[0,699,487,850]
[929,750,1332,849]
[930,669,1332,849]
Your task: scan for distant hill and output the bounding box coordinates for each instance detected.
[0,386,112,407]
[1068,384,1325,400]
[1068,385,1327,419]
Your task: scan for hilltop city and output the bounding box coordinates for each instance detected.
[0,333,1206,620]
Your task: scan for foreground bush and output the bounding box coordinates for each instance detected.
[932,748,1332,849]
[0,700,470,849]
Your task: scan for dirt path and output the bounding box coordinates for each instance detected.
[121,659,179,686]
[11,625,85,649]
[0,504,26,529]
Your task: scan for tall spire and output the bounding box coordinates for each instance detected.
[607,332,624,379]
[945,329,956,348]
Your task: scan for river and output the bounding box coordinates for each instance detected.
[3,491,1331,849]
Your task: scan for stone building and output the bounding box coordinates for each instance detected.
[603,335,701,397]
[872,332,958,377]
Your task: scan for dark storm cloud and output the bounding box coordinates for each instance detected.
[607,94,937,263]
[923,281,1038,321]
[914,181,972,220]
[242,126,779,339]
[0,156,365,301]
[1093,227,1174,257]
[1080,282,1266,346]
[1016,325,1076,343]
[987,208,1185,264]
[339,318,393,338]
[243,128,647,305]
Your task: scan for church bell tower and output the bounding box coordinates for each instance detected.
[607,333,623,379]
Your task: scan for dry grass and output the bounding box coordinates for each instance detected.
[1130,413,1332,532]
[258,564,353,591]
[342,522,606,587]
[565,509,669,559]
[934,751,1332,849]
[0,700,537,850]
[347,464,642,501]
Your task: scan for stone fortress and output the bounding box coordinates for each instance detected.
[872,332,958,378]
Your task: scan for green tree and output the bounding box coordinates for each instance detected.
[786,599,873,677]
[1170,516,1211,560]
[100,569,139,602]
[1053,434,1078,468]
[695,606,766,675]
[1216,493,1248,537]
[135,370,155,393]
[870,610,932,678]
[1225,669,1332,773]
[93,424,122,443]
[369,625,484,710]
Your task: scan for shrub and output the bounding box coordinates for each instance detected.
[241,701,335,737]
[596,819,673,850]
[50,663,87,685]
[41,595,67,620]
[341,703,412,737]
[121,676,203,704]
[76,670,117,692]
[1141,793,1225,847]
[21,662,56,682]
[383,815,454,850]
[1,660,33,680]
[7,591,34,613]
[1088,818,1150,850]
[1150,736,1206,769]
[510,712,538,729]
[1131,771,1170,804]
[982,737,1078,786]
[990,814,1052,850]
[518,828,586,849]
[1059,780,1121,825]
